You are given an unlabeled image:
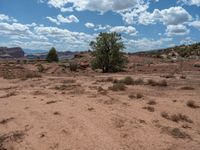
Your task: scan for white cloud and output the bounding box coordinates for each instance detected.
[124,37,172,51]
[85,22,95,28]
[94,24,111,31]
[46,14,79,25]
[178,0,200,6]
[166,24,190,36]
[46,16,60,25]
[189,20,200,30]
[180,37,196,45]
[0,22,29,32]
[57,14,79,23]
[60,7,74,12]
[138,6,192,25]
[110,26,138,35]
[47,0,142,12]
[0,14,17,22]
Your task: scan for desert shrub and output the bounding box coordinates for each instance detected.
[22,60,27,64]
[121,76,134,85]
[193,63,200,68]
[147,100,156,105]
[180,86,195,90]
[158,80,168,86]
[16,60,20,64]
[147,79,167,86]
[147,79,157,86]
[24,72,41,79]
[162,127,191,139]
[106,77,114,82]
[46,47,59,62]
[69,61,78,72]
[134,78,144,85]
[187,100,199,109]
[143,106,155,112]
[161,112,169,119]
[90,32,128,72]
[161,112,193,123]
[109,83,126,91]
[128,94,135,99]
[136,93,143,99]
[97,86,107,95]
[37,64,45,72]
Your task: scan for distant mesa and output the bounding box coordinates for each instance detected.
[0,47,78,60]
[0,47,25,59]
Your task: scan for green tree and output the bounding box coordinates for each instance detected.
[90,32,127,72]
[46,47,59,62]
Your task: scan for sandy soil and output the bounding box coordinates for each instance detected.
[0,59,200,150]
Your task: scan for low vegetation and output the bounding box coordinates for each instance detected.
[69,61,78,72]
[187,100,199,109]
[161,112,193,123]
[161,127,191,139]
[90,32,128,72]
[46,47,59,62]
[147,79,167,87]
[109,83,126,91]
[114,76,144,85]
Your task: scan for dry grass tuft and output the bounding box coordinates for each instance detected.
[161,127,191,139]
[180,86,195,90]
[147,100,156,105]
[187,100,199,109]
[114,76,144,85]
[109,83,126,91]
[143,106,155,112]
[0,117,14,125]
[147,79,167,87]
[161,112,193,123]
[0,91,17,98]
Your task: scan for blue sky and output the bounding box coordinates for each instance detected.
[0,0,200,52]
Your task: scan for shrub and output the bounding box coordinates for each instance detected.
[134,78,144,85]
[122,76,134,85]
[128,94,135,99]
[147,79,167,86]
[69,61,78,72]
[180,86,195,90]
[143,106,155,112]
[193,63,200,68]
[109,83,126,91]
[90,32,128,72]
[147,100,156,105]
[37,64,45,72]
[136,93,143,99]
[187,100,199,109]
[46,47,59,62]
[161,112,193,123]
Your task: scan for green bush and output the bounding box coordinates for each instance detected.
[90,32,128,72]
[46,47,59,62]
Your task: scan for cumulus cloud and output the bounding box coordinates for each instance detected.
[47,0,142,12]
[85,22,95,28]
[46,16,60,25]
[46,14,79,25]
[0,14,17,22]
[110,26,138,35]
[178,0,200,6]
[189,20,200,30]
[124,37,172,51]
[166,24,190,36]
[138,6,192,25]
